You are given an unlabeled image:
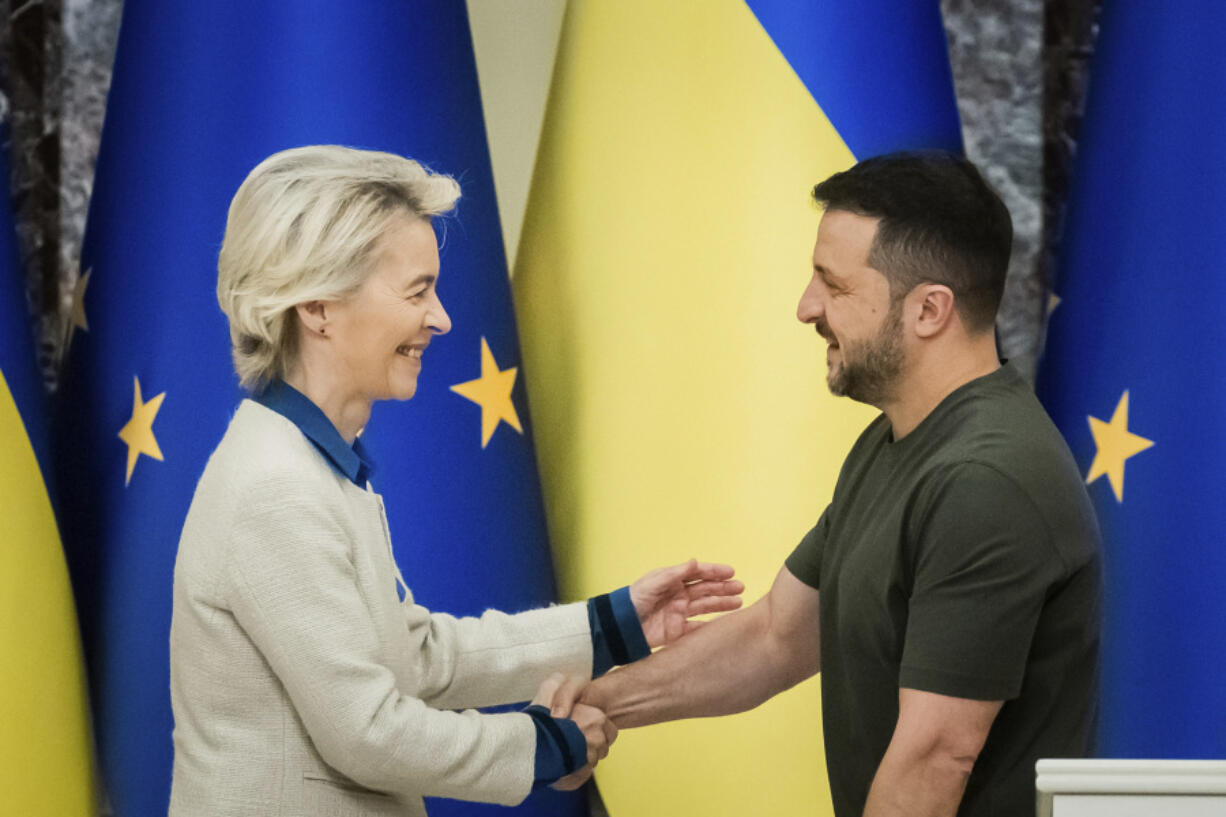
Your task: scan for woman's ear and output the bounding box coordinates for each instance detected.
[295,301,329,337]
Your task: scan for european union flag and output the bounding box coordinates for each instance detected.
[1037,1,1226,757]
[54,3,579,815]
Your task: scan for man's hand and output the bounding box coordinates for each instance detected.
[630,559,744,648]
[531,674,618,786]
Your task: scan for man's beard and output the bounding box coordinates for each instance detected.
[826,299,905,405]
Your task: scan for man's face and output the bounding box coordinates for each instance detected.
[796,210,905,406]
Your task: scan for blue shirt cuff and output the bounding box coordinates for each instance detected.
[588,585,652,677]
[525,704,586,789]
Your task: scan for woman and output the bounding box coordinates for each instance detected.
[168,145,741,816]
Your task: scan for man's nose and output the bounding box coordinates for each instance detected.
[797,281,825,324]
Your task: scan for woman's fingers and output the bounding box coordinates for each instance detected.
[650,560,737,592]
[686,561,737,582]
[530,672,566,709]
[550,675,587,718]
[684,578,745,598]
[551,766,593,791]
[601,713,619,748]
[571,702,615,765]
[686,593,745,616]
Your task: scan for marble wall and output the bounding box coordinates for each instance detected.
[2,1,1096,389]
[1041,0,1102,360]
[1,0,117,388]
[944,0,1044,380]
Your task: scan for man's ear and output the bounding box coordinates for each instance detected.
[912,284,956,339]
[295,301,329,336]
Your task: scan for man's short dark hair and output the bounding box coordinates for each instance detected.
[811,151,1012,333]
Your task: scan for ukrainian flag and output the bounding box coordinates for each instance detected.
[514,2,961,813]
[1038,1,1226,758]
[0,144,96,812]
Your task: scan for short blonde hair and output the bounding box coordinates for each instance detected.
[217,145,461,391]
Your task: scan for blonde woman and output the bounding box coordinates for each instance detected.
[169,145,742,816]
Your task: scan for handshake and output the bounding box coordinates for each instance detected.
[531,672,614,791]
[527,558,745,790]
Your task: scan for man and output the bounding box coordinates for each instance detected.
[554,152,1101,816]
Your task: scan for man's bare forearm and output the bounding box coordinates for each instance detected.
[861,689,999,817]
[861,747,971,817]
[582,570,820,728]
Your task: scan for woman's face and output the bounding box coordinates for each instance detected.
[325,216,451,403]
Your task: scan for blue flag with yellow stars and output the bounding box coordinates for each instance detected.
[1037,1,1226,758]
[53,3,580,816]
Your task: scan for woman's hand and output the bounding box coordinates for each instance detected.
[547,704,609,792]
[630,559,744,648]
[532,674,617,788]
[570,702,616,765]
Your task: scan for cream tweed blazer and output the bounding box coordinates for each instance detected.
[169,400,593,816]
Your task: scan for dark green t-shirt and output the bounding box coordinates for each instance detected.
[786,364,1100,817]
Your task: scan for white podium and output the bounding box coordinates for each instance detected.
[1036,759,1226,817]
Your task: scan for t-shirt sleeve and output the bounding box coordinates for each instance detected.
[899,462,1063,701]
[785,507,831,589]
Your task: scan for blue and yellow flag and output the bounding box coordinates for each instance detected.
[1038,2,1226,758]
[0,140,96,813]
[54,3,581,815]
[514,2,961,814]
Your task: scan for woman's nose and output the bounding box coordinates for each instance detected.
[428,294,452,335]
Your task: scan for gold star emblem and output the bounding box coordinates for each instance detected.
[66,268,91,351]
[118,376,166,486]
[1086,390,1153,502]
[450,337,523,448]
[1046,292,1061,318]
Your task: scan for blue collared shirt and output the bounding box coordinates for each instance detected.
[256,380,375,488]
[254,379,649,787]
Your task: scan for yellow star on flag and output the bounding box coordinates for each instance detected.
[118,375,166,486]
[66,268,91,351]
[450,337,523,448]
[1086,389,1153,503]
[1046,292,1061,318]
